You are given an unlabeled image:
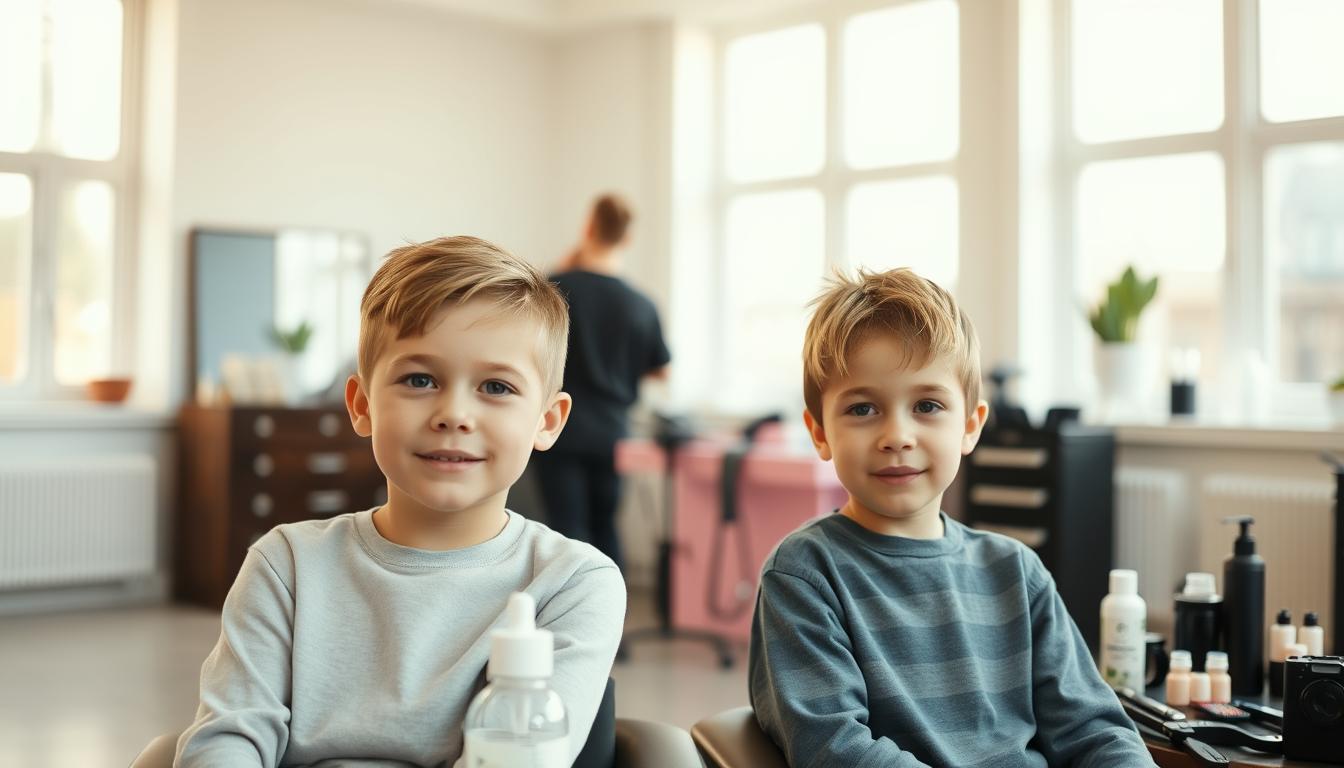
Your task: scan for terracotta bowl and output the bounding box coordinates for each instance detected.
[87,377,133,403]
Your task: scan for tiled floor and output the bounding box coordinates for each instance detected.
[0,592,748,768]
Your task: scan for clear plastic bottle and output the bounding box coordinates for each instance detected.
[1166,650,1193,706]
[1099,569,1147,689]
[1205,651,1231,703]
[463,593,569,768]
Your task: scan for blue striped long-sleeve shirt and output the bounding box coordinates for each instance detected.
[749,512,1155,768]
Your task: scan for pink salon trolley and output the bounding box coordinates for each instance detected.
[615,429,848,645]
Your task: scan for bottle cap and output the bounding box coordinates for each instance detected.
[1109,569,1138,595]
[1304,611,1319,626]
[1286,642,1308,658]
[1170,650,1193,670]
[1180,572,1218,598]
[486,592,554,680]
[1276,608,1292,625]
[1205,651,1229,672]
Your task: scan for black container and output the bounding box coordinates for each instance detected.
[1224,517,1266,695]
[1170,380,1197,416]
[1174,589,1223,672]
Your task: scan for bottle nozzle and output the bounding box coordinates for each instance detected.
[1222,515,1256,555]
[504,592,537,633]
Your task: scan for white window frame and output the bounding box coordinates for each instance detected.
[1040,0,1344,416]
[696,0,1010,415]
[0,0,143,401]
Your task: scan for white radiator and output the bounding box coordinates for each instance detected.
[1114,467,1195,632]
[0,456,157,590]
[1199,474,1335,652]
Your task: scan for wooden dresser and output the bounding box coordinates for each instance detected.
[175,405,386,608]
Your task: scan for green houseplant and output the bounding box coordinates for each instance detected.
[1088,266,1159,343]
[1089,267,1160,421]
[270,320,314,355]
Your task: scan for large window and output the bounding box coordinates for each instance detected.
[713,0,965,413]
[1046,0,1344,419]
[0,0,137,397]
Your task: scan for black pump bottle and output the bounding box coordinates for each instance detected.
[1223,516,1265,695]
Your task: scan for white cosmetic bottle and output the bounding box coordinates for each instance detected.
[1099,569,1147,690]
[463,592,569,768]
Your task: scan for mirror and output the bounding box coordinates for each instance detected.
[190,227,373,405]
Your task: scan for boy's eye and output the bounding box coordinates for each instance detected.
[402,373,435,389]
[845,403,877,417]
[914,400,944,415]
[481,380,515,396]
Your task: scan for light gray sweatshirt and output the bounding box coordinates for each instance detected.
[176,508,626,768]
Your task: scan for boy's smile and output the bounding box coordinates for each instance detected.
[346,297,570,549]
[805,335,986,539]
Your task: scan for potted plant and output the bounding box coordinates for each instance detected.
[1087,266,1159,421]
[1330,374,1344,426]
[270,320,314,404]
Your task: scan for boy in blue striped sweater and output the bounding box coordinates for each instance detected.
[749,268,1153,767]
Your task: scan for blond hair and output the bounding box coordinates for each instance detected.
[357,236,569,393]
[802,268,981,422]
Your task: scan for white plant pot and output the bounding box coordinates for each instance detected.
[1095,342,1150,422]
[1330,389,1344,426]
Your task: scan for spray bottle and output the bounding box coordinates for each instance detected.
[463,592,569,767]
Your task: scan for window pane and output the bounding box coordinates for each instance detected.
[843,1,958,168]
[54,180,115,384]
[846,176,959,288]
[725,25,825,183]
[1265,142,1344,383]
[1072,0,1223,143]
[0,0,42,153]
[1260,0,1344,123]
[723,189,824,410]
[0,174,34,383]
[1078,153,1226,402]
[51,0,123,161]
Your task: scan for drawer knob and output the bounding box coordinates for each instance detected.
[318,414,343,437]
[306,452,348,475]
[253,454,274,477]
[252,493,273,518]
[253,415,275,438]
[307,490,348,515]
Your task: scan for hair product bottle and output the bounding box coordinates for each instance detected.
[1206,651,1232,703]
[464,592,569,768]
[1173,572,1223,672]
[1268,609,1296,698]
[1166,650,1193,706]
[1100,569,1147,690]
[1300,611,1324,656]
[1222,516,1265,695]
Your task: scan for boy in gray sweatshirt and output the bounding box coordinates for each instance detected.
[749,268,1153,767]
[177,236,625,767]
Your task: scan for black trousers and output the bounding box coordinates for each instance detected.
[532,451,624,572]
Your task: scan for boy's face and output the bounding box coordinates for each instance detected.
[805,335,987,536]
[345,298,570,522]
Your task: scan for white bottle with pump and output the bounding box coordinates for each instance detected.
[463,592,569,768]
[1099,569,1146,689]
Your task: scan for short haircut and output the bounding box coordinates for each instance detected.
[590,194,633,246]
[357,236,569,393]
[802,268,981,422]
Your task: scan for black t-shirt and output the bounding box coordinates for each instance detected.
[549,269,670,455]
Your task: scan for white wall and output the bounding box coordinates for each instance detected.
[140,0,560,407]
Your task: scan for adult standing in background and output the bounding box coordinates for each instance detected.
[535,194,670,572]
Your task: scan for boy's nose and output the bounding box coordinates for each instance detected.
[430,395,475,433]
[878,416,915,452]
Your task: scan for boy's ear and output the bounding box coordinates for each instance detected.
[345,375,373,437]
[802,407,832,462]
[532,391,572,451]
[961,399,989,455]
